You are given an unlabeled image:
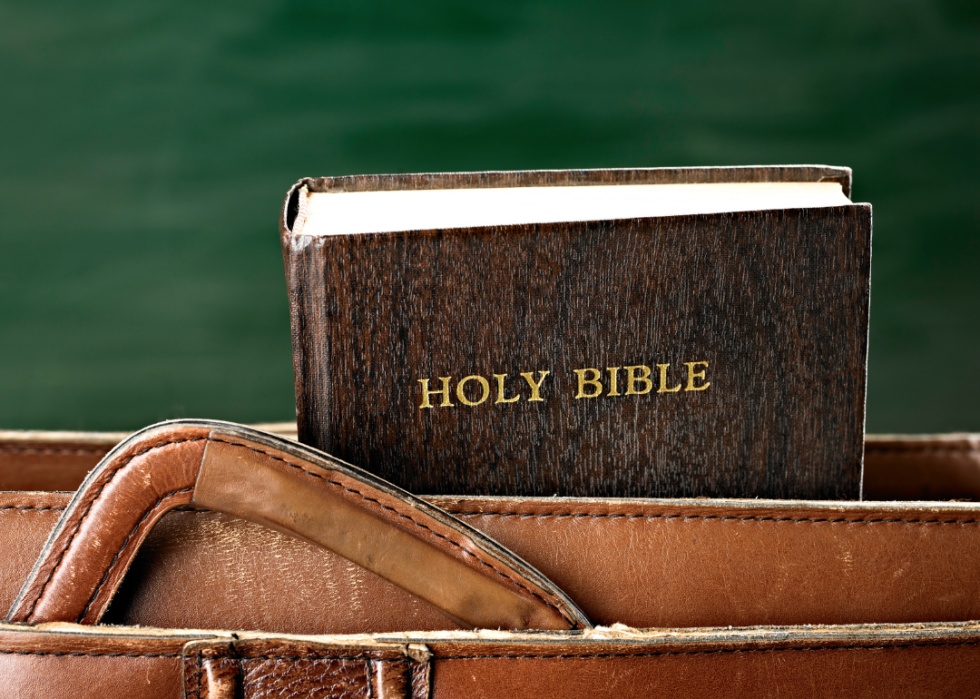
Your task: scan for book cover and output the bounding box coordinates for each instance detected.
[280,166,871,499]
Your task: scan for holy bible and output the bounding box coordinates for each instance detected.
[280,166,871,499]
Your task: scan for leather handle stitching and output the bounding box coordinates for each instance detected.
[207,438,578,628]
[24,435,575,629]
[21,438,207,622]
[450,511,980,525]
[76,487,194,623]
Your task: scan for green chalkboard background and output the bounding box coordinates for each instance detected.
[1,1,978,433]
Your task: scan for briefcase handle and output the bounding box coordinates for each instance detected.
[6,419,590,631]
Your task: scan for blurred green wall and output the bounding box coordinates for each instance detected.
[1,1,978,432]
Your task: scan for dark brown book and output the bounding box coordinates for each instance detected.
[280,166,871,499]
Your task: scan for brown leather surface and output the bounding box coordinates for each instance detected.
[6,422,584,631]
[0,493,66,618]
[0,441,112,491]
[5,426,209,624]
[110,509,455,634]
[3,622,979,698]
[425,636,980,698]
[864,434,980,500]
[195,651,241,699]
[4,489,980,633]
[193,434,583,631]
[0,624,189,699]
[447,496,980,629]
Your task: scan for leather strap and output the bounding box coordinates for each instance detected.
[3,621,980,699]
[5,420,589,631]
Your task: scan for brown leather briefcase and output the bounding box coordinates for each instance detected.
[2,420,979,697]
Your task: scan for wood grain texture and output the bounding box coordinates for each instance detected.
[282,167,869,499]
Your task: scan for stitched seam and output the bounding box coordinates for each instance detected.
[448,512,980,525]
[22,437,207,621]
[4,645,974,660]
[434,640,980,659]
[170,508,980,527]
[0,650,180,658]
[207,438,577,628]
[0,506,66,512]
[0,645,973,661]
[0,447,110,456]
[366,659,374,699]
[77,487,194,623]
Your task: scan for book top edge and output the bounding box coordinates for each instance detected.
[280,166,854,236]
[296,165,851,196]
